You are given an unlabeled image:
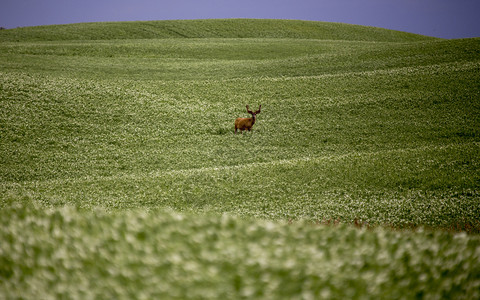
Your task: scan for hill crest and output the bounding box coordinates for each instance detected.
[0,19,438,42]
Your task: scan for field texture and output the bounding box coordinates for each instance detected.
[1,19,480,299]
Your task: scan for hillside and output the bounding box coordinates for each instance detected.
[1,19,479,299]
[0,19,438,42]
[1,17,479,228]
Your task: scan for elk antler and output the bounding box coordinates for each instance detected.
[255,105,261,114]
[246,105,253,114]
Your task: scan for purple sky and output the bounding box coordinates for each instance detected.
[1,0,479,39]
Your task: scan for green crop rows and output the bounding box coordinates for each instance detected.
[1,19,479,298]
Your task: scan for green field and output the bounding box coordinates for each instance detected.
[1,19,480,298]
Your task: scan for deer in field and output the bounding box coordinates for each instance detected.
[235,105,261,134]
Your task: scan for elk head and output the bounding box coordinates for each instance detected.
[234,105,261,134]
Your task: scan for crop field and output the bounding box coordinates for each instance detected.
[1,19,480,298]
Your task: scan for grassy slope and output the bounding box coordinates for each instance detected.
[0,19,436,42]
[1,20,480,298]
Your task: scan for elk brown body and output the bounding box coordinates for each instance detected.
[235,105,261,134]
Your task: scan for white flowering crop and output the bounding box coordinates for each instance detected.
[1,20,479,299]
[1,202,479,299]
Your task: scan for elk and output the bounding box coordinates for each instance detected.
[234,105,261,134]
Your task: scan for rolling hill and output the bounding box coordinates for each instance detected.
[1,19,479,299]
[0,19,437,42]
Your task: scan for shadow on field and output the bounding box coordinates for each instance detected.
[208,127,231,135]
[209,127,259,135]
